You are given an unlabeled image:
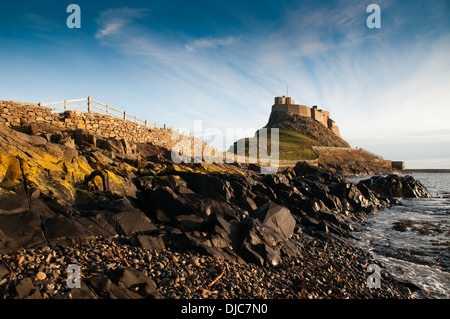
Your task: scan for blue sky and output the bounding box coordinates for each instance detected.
[1,0,449,168]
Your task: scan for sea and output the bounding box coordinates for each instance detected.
[350,173,450,299]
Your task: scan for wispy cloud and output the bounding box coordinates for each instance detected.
[185,36,240,52]
[95,7,148,39]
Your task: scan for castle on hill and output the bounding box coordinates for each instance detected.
[272,96,340,136]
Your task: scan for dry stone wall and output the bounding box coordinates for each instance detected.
[0,100,181,149]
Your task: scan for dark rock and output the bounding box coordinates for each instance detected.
[180,173,233,201]
[300,215,321,227]
[207,215,242,246]
[132,233,166,251]
[330,182,375,212]
[91,201,156,236]
[174,214,204,231]
[0,264,9,279]
[259,173,290,187]
[0,210,47,253]
[253,201,295,239]
[110,268,158,298]
[239,217,300,266]
[317,171,344,183]
[163,229,191,250]
[0,193,56,217]
[359,174,430,198]
[134,176,156,192]
[43,216,96,246]
[319,220,329,233]
[73,129,96,148]
[236,195,258,212]
[190,242,244,263]
[69,281,99,299]
[252,182,276,200]
[96,138,126,155]
[14,277,42,299]
[293,161,320,177]
[299,198,328,216]
[86,276,112,298]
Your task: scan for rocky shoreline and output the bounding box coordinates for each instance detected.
[0,124,430,299]
[1,234,413,299]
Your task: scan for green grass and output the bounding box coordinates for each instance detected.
[278,129,319,160]
[230,129,319,161]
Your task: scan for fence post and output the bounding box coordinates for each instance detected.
[87,96,91,113]
[123,111,126,120]
[164,124,166,129]
[64,100,67,111]
[145,120,147,127]
[106,104,109,115]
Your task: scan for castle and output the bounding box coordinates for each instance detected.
[272,96,340,136]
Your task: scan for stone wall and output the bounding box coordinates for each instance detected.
[272,97,340,137]
[0,100,182,150]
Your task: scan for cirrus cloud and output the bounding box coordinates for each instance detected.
[185,36,240,52]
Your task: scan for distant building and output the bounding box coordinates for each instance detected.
[392,161,405,171]
[272,96,340,136]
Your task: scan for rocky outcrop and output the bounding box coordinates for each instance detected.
[358,174,431,198]
[0,123,430,268]
[0,120,431,299]
[265,111,350,148]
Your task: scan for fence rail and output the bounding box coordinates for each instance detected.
[39,96,171,130]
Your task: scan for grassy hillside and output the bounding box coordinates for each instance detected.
[229,129,319,161]
[278,130,319,160]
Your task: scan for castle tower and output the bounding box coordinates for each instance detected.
[274,96,295,105]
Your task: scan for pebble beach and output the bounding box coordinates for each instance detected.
[1,234,411,300]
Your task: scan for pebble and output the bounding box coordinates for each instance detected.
[36,272,46,280]
[191,257,201,267]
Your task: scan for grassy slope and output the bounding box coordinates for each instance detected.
[230,129,319,161]
[277,130,319,160]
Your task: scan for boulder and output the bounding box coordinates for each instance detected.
[0,192,56,217]
[131,233,166,251]
[174,214,204,231]
[330,182,375,212]
[293,161,320,177]
[180,173,233,201]
[90,201,156,236]
[42,216,97,246]
[359,174,430,198]
[110,268,158,298]
[84,269,158,299]
[13,277,42,299]
[239,217,300,266]
[73,129,96,148]
[0,210,47,253]
[253,201,295,240]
